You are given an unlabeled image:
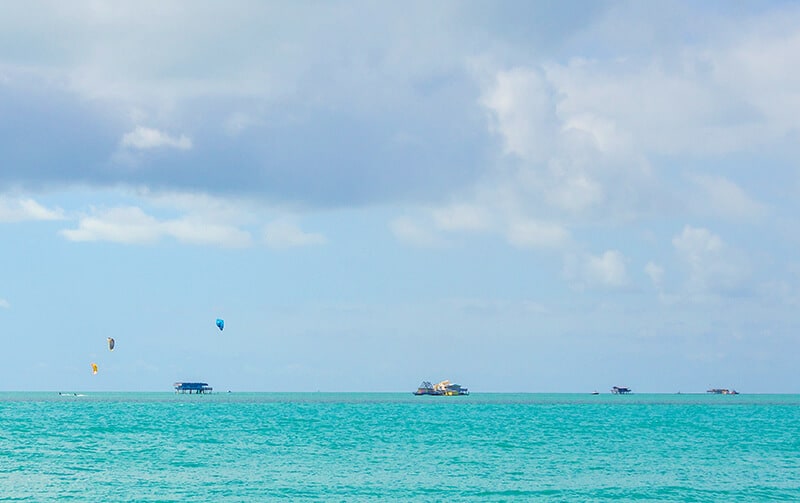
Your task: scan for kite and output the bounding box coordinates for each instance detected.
[107,337,115,351]
[216,318,224,331]
[91,363,98,375]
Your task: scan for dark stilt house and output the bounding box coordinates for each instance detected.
[174,382,213,394]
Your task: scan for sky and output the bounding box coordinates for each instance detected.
[2,1,800,393]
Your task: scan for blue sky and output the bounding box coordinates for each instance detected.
[2,1,800,392]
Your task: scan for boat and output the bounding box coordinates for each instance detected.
[414,380,469,396]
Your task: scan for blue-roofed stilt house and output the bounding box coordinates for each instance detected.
[174,382,213,394]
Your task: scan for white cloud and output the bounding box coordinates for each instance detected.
[546,58,718,155]
[60,206,251,247]
[544,174,605,213]
[712,19,800,138]
[164,219,252,248]
[390,217,444,248]
[672,226,723,269]
[589,250,628,286]
[61,206,160,244]
[0,298,9,309]
[0,197,64,222]
[471,11,800,246]
[143,190,259,227]
[263,220,326,249]
[544,15,800,158]
[506,219,569,249]
[672,225,749,296]
[60,206,161,244]
[561,113,632,155]
[121,126,192,150]
[645,261,664,287]
[480,67,556,162]
[565,250,629,290]
[687,174,767,220]
[465,12,800,234]
[476,58,656,226]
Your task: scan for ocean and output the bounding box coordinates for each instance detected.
[1,392,798,501]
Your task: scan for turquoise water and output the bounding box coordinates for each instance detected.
[1,393,799,501]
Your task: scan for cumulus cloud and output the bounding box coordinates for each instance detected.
[687,174,767,220]
[5,2,797,222]
[561,113,632,156]
[543,11,800,158]
[476,57,656,227]
[0,197,64,222]
[672,226,723,269]
[672,225,749,296]
[564,250,629,290]
[121,126,192,150]
[164,219,253,247]
[60,206,251,247]
[469,6,800,238]
[263,220,326,249]
[143,190,259,227]
[589,250,628,287]
[645,261,664,287]
[3,3,799,267]
[544,173,605,213]
[480,67,556,162]
[60,206,161,244]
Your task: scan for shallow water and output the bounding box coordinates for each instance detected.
[1,393,798,501]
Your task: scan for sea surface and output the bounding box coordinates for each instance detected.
[1,392,799,501]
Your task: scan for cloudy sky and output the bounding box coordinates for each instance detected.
[2,1,799,392]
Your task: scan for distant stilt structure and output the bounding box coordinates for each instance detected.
[413,380,469,396]
[707,388,739,395]
[611,386,632,394]
[174,382,213,394]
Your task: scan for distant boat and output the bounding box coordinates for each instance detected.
[611,386,632,394]
[414,380,469,396]
[591,391,599,395]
